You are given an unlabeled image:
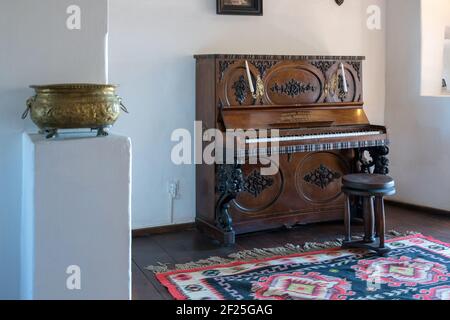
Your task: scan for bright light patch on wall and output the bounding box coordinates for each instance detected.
[420,0,450,97]
[442,26,450,93]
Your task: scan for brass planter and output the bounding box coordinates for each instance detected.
[23,83,128,138]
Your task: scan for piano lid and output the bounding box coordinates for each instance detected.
[220,106,370,130]
[194,54,366,61]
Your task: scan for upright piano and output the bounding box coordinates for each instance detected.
[194,54,389,245]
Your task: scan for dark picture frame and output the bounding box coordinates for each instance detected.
[217,0,263,16]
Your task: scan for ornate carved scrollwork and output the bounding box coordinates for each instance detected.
[215,164,244,234]
[243,170,274,198]
[271,79,316,98]
[304,165,342,189]
[232,75,250,105]
[311,61,334,75]
[338,74,349,101]
[357,146,390,175]
[250,60,277,76]
[219,60,235,81]
[349,61,361,80]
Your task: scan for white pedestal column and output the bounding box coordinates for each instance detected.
[21,134,132,300]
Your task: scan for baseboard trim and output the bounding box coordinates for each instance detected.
[132,201,449,238]
[133,223,196,238]
[386,200,450,216]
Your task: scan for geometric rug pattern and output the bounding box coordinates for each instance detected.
[156,235,450,300]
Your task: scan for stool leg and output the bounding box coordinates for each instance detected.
[374,198,380,238]
[363,196,375,243]
[375,196,386,248]
[344,195,351,241]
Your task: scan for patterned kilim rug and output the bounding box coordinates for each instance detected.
[152,234,450,300]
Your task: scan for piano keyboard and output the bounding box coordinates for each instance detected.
[236,130,388,157]
[246,131,383,144]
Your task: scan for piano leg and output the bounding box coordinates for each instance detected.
[357,146,390,175]
[355,146,390,220]
[215,164,244,246]
[371,146,390,175]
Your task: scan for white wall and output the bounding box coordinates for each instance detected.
[386,0,450,210]
[109,0,387,229]
[0,0,108,299]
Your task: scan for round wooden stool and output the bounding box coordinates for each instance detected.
[341,174,396,255]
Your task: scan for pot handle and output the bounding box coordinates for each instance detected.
[117,96,129,114]
[22,95,36,119]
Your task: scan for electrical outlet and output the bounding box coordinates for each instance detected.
[168,180,179,199]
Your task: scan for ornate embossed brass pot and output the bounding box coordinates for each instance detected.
[23,84,128,137]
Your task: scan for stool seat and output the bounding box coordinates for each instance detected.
[341,173,396,256]
[342,174,395,191]
[342,187,396,197]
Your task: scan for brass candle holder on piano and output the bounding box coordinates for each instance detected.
[252,75,265,101]
[245,60,265,102]
[325,62,348,99]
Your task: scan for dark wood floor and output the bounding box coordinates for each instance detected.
[132,204,450,300]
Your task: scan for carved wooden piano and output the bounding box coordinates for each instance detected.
[194,54,389,245]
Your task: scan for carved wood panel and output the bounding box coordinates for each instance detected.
[217,59,362,107]
[295,152,350,204]
[232,158,284,213]
[325,62,362,103]
[222,64,256,106]
[229,151,353,221]
[264,62,326,105]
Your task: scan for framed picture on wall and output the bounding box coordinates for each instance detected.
[217,0,263,16]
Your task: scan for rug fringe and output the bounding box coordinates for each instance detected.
[145,230,419,273]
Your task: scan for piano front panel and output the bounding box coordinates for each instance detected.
[296,152,351,204]
[232,157,284,213]
[264,62,326,105]
[217,58,363,107]
[221,108,370,130]
[229,150,354,230]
